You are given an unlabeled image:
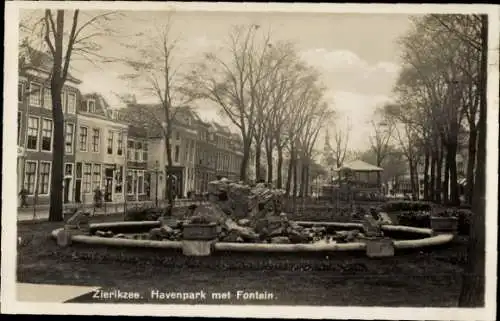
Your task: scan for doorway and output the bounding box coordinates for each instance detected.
[75,162,82,203]
[105,177,113,202]
[104,168,114,202]
[75,180,82,203]
[64,163,74,204]
[64,178,71,203]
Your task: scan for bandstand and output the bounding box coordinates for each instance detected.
[331,160,384,212]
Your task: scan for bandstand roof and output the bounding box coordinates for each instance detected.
[334,160,383,172]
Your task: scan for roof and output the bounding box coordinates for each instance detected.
[334,160,383,172]
[19,46,81,84]
[211,122,231,135]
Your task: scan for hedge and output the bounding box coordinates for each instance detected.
[396,208,472,235]
[383,201,433,213]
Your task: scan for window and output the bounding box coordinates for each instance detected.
[44,88,52,109]
[65,123,74,154]
[79,126,88,151]
[17,112,21,145]
[107,130,114,155]
[127,140,134,160]
[115,166,123,193]
[24,161,37,195]
[76,162,82,179]
[175,145,180,162]
[92,164,101,190]
[135,141,142,161]
[41,119,53,151]
[83,164,92,193]
[65,163,73,177]
[18,83,24,102]
[117,133,123,156]
[29,82,42,106]
[127,170,134,195]
[38,162,51,195]
[67,92,76,114]
[137,171,144,194]
[27,117,39,150]
[143,142,148,162]
[175,131,180,140]
[88,99,96,113]
[61,91,67,111]
[92,128,100,152]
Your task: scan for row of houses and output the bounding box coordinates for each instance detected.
[17,50,244,205]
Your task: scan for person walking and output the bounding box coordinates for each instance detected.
[93,187,103,215]
[19,187,28,208]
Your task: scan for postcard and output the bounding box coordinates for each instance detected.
[2,2,498,320]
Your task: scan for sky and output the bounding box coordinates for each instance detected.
[21,9,415,151]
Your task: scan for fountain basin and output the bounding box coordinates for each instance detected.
[51,220,454,254]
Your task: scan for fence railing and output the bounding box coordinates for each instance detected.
[17,197,206,219]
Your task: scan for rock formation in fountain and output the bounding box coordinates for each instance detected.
[186,178,314,244]
[142,177,385,244]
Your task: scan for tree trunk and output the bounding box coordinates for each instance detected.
[239,139,251,183]
[304,163,310,197]
[48,85,65,222]
[424,147,430,200]
[435,148,443,203]
[448,142,460,205]
[465,127,477,204]
[265,139,273,184]
[255,141,262,182]
[443,147,450,204]
[459,15,487,307]
[48,12,66,222]
[292,154,298,199]
[430,150,436,202]
[414,162,420,200]
[300,161,308,197]
[408,159,417,200]
[376,157,382,187]
[164,130,174,215]
[285,146,294,196]
[276,146,284,189]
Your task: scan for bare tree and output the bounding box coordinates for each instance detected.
[298,100,332,197]
[453,13,488,309]
[396,15,479,205]
[185,24,277,182]
[23,10,118,221]
[393,13,488,305]
[431,14,482,205]
[330,116,351,182]
[368,110,394,187]
[260,42,299,185]
[394,122,422,199]
[282,66,324,197]
[268,52,308,188]
[119,19,193,215]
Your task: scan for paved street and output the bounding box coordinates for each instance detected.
[17,199,200,222]
[17,207,123,222]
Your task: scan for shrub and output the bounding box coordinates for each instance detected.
[396,208,472,235]
[432,208,472,236]
[383,201,433,213]
[397,211,431,228]
[124,208,165,221]
[189,215,213,224]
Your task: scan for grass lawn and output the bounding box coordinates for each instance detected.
[17,212,470,306]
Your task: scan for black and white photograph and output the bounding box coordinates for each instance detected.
[2,2,498,319]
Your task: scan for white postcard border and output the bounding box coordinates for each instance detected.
[2,2,499,320]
